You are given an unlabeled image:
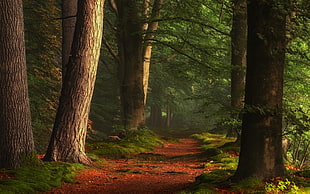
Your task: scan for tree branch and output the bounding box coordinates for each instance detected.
[150,17,230,36]
[148,38,218,72]
[102,35,120,64]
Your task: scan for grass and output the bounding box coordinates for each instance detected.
[0,162,84,194]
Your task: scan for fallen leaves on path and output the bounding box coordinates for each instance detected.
[45,138,211,194]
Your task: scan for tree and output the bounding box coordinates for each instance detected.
[232,0,287,181]
[227,0,247,139]
[115,0,146,129]
[24,0,62,152]
[0,0,35,168]
[61,0,78,76]
[142,0,163,104]
[43,0,105,165]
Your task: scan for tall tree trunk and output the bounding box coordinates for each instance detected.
[61,0,78,77]
[142,0,163,104]
[0,0,35,168]
[227,0,247,139]
[116,0,145,129]
[43,0,105,165]
[232,0,287,181]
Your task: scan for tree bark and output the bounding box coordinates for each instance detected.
[116,0,146,129]
[61,0,78,77]
[227,0,247,139]
[43,0,104,165]
[0,0,35,168]
[142,0,163,104]
[232,0,287,181]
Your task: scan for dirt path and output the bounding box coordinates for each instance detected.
[45,138,209,194]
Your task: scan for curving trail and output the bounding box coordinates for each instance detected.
[45,138,210,194]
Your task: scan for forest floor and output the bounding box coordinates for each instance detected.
[44,138,216,194]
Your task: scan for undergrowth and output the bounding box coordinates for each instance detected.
[0,162,84,194]
[184,132,310,193]
[87,128,163,159]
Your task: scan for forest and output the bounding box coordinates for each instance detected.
[0,0,310,193]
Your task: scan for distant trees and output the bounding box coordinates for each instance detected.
[43,0,105,165]
[0,0,36,168]
[113,0,163,130]
[115,0,146,130]
[232,0,287,181]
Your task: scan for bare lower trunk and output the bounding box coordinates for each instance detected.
[0,0,35,168]
[44,0,105,165]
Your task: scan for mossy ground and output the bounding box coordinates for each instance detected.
[87,128,164,159]
[184,132,310,194]
[0,129,163,193]
[0,162,84,194]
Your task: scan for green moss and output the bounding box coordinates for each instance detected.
[20,151,42,167]
[187,169,234,193]
[209,153,231,162]
[232,177,265,193]
[219,157,238,169]
[191,132,236,149]
[0,162,84,193]
[87,129,163,159]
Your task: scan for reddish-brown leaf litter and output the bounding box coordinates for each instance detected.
[45,138,211,194]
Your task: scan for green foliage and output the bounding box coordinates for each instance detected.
[265,179,302,194]
[283,108,310,169]
[232,177,265,193]
[291,169,310,188]
[295,169,310,178]
[0,162,84,194]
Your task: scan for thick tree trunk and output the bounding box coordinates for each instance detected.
[116,0,145,130]
[0,0,35,168]
[43,0,104,165]
[61,0,78,76]
[227,0,247,139]
[232,0,287,181]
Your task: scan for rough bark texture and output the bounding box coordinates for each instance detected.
[227,0,247,138]
[232,0,287,181]
[0,0,35,168]
[116,0,146,129]
[43,0,104,165]
[230,0,246,110]
[61,0,78,77]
